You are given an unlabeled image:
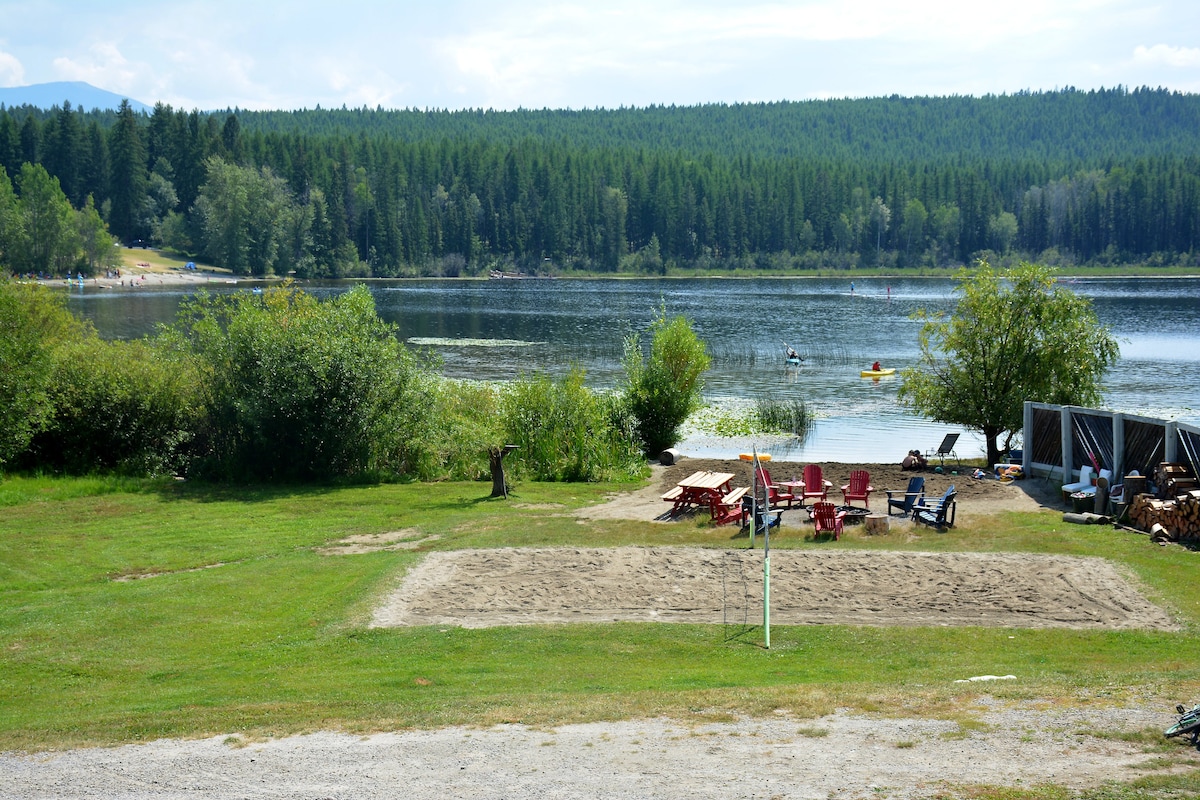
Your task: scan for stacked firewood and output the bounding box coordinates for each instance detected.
[1128,464,1200,540]
[1154,463,1199,498]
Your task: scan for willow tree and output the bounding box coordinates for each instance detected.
[899,261,1119,467]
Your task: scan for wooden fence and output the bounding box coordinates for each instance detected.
[1022,401,1200,485]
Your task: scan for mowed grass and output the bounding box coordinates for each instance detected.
[2,472,1200,762]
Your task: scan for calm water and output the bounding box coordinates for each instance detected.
[65,276,1200,463]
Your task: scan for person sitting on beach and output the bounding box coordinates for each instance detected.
[901,449,927,470]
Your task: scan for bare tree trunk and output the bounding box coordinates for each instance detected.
[489,445,518,498]
[983,426,1002,469]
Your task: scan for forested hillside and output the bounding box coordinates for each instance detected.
[2,87,1199,277]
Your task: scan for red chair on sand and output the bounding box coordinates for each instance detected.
[798,464,832,505]
[809,502,845,540]
[755,467,795,508]
[840,469,875,508]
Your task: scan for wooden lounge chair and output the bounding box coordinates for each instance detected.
[912,486,957,529]
[926,433,960,466]
[840,469,874,508]
[798,464,832,505]
[885,476,925,518]
[755,468,795,508]
[809,501,845,540]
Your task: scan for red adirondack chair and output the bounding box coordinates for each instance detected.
[809,501,845,540]
[756,467,795,508]
[840,469,875,508]
[798,464,832,505]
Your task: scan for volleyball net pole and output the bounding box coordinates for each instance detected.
[752,446,771,650]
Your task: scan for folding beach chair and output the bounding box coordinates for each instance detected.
[926,433,960,466]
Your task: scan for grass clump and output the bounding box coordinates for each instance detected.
[754,396,815,437]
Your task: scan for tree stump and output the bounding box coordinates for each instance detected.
[489,445,519,498]
[864,514,889,535]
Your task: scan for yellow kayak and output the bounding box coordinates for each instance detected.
[860,368,896,378]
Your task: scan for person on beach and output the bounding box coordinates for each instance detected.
[901,449,927,470]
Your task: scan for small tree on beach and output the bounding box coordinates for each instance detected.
[623,309,711,456]
[899,260,1119,467]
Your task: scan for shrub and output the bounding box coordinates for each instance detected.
[623,310,711,456]
[0,281,89,469]
[502,370,644,483]
[165,283,433,482]
[425,379,504,481]
[25,337,202,476]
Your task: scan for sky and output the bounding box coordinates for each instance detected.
[1,0,1199,111]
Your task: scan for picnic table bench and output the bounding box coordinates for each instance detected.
[711,486,749,526]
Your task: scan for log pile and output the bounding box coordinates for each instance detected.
[1123,463,1199,541]
[1154,462,1199,498]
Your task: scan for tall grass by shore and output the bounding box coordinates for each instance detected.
[754,396,816,437]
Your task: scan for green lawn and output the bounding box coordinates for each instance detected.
[2,471,1199,793]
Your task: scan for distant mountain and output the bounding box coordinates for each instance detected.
[0,81,151,113]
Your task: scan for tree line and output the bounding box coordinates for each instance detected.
[2,88,1199,277]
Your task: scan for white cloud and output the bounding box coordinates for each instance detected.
[2,0,1197,110]
[52,42,140,92]
[430,0,1109,108]
[1133,43,1200,68]
[0,47,25,87]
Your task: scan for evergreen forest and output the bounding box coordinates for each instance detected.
[3,86,1200,277]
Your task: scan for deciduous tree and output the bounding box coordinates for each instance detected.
[899,260,1119,466]
[623,309,711,456]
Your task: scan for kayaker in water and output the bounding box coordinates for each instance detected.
[871,360,881,372]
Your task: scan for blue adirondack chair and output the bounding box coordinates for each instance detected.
[885,476,925,518]
[913,485,957,529]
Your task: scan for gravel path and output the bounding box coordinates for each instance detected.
[2,705,1172,799]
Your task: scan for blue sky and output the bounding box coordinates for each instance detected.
[2,0,1198,111]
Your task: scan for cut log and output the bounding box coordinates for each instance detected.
[864,514,889,535]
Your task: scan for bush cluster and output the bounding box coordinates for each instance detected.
[1,280,712,486]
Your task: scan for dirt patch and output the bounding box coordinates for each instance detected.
[317,530,439,555]
[370,546,1174,630]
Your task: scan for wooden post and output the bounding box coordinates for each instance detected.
[1060,406,1074,484]
[1023,401,1033,475]
[489,445,519,498]
[1112,413,1125,487]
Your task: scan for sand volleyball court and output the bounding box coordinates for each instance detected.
[370,546,1175,630]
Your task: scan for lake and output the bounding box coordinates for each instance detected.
[65,276,1200,463]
